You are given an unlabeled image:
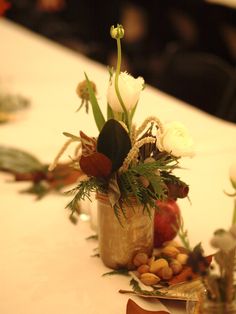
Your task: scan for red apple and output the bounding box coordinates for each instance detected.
[154,199,181,247]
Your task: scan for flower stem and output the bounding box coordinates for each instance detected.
[114,38,130,132]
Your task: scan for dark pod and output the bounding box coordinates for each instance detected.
[97,119,131,172]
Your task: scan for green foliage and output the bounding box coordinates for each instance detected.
[84,72,105,131]
[0,146,43,173]
[21,182,49,199]
[65,156,180,220]
[118,157,178,209]
[0,93,30,112]
[129,278,162,296]
[161,171,184,185]
[65,177,107,218]
[106,103,114,120]
[102,269,130,277]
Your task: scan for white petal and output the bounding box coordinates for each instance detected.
[107,72,144,112]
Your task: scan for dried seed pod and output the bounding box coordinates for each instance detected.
[133,252,149,267]
[140,273,160,286]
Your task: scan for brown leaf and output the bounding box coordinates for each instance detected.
[126,299,169,314]
[80,131,97,156]
[168,255,212,285]
[47,163,82,188]
[79,152,112,177]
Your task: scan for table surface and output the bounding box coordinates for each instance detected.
[1,18,236,314]
[205,0,236,8]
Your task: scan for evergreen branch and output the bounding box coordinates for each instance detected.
[102,269,130,277]
[177,216,191,251]
[65,177,106,216]
[128,278,162,296]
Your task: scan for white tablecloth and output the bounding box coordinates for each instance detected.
[1,18,236,314]
[206,0,236,8]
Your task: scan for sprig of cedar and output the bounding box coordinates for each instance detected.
[65,155,180,222]
[65,177,107,220]
[119,278,163,297]
[118,156,179,205]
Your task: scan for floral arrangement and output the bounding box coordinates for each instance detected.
[183,162,236,309]
[49,24,194,220]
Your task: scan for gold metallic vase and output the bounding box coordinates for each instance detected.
[97,193,154,270]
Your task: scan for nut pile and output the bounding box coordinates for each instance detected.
[133,241,189,286]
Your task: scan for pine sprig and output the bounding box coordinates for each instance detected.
[119,160,170,210]
[65,177,106,216]
[102,269,130,277]
[129,278,162,296]
[133,157,179,174]
[161,171,185,186]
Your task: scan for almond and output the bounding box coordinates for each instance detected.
[149,258,168,274]
[133,252,149,267]
[162,246,180,258]
[140,273,160,286]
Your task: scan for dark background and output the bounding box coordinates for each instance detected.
[6,0,236,122]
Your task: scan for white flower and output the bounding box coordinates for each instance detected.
[156,122,194,158]
[211,228,236,253]
[107,72,144,112]
[229,161,236,190]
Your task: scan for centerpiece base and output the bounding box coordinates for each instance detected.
[97,193,154,270]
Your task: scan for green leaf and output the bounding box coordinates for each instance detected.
[86,234,98,240]
[130,102,137,121]
[102,269,130,277]
[97,119,131,172]
[129,278,162,296]
[106,103,114,120]
[20,182,49,199]
[107,173,121,207]
[84,72,105,131]
[0,146,43,173]
[63,132,80,140]
[0,94,30,113]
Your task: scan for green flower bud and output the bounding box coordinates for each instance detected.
[110,24,124,39]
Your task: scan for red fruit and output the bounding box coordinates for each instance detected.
[154,199,181,247]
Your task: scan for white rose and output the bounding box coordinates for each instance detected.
[229,161,236,190]
[107,72,144,112]
[156,122,194,158]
